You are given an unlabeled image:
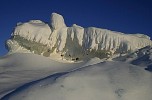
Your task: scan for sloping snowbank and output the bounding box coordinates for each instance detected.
[113,46,152,71]
[1,61,152,100]
[0,53,93,98]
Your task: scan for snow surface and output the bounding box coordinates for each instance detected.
[12,20,52,45]
[0,53,152,100]
[0,53,91,98]
[7,13,152,59]
[51,13,66,29]
[1,12,152,100]
[113,46,152,67]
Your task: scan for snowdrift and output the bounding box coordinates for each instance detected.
[0,53,90,98]
[1,61,152,100]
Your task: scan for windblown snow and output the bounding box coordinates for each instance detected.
[6,13,152,59]
[0,55,152,100]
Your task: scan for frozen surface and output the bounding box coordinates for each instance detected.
[51,13,66,29]
[0,53,89,99]
[7,13,152,59]
[113,46,152,68]
[0,52,152,100]
[1,12,152,100]
[13,20,52,45]
[1,61,152,100]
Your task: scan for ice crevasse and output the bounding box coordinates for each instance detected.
[7,13,152,59]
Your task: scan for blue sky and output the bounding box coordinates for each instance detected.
[0,0,152,56]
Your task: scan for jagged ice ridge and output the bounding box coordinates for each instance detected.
[6,13,152,59]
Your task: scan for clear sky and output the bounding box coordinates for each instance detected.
[0,0,152,56]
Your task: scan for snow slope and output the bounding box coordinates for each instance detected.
[0,53,93,98]
[0,46,152,100]
[1,61,152,100]
[6,13,152,59]
[113,46,152,70]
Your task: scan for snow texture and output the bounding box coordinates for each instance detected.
[113,46,152,69]
[12,20,52,45]
[0,53,88,99]
[1,60,152,100]
[51,13,66,29]
[1,12,152,100]
[6,13,152,59]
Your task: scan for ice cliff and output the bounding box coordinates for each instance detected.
[6,13,152,59]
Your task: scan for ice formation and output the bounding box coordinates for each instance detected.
[1,13,152,99]
[6,13,152,59]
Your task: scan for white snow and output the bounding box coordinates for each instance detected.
[7,13,152,59]
[130,33,151,39]
[6,39,31,54]
[1,12,152,100]
[51,13,66,30]
[13,20,52,45]
[1,61,152,100]
[113,46,152,68]
[0,53,89,98]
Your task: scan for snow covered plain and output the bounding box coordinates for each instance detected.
[0,13,152,100]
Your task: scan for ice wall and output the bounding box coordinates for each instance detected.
[6,13,152,59]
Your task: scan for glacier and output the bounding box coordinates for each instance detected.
[6,13,152,60]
